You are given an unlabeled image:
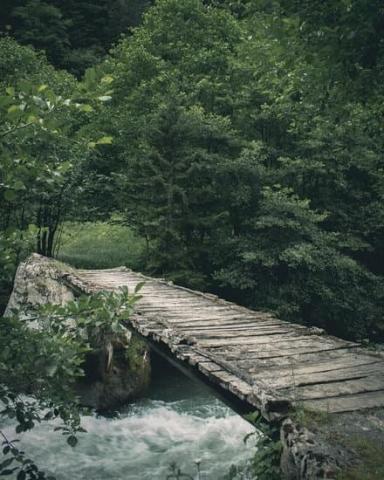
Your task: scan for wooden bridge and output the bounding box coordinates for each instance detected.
[74,266,384,421]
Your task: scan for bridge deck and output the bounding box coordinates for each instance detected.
[76,267,384,420]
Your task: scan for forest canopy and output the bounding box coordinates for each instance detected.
[1,0,383,342]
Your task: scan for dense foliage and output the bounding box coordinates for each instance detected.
[0,0,152,76]
[90,0,383,341]
[0,36,114,304]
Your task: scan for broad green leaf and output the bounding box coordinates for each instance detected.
[17,470,26,480]
[0,458,14,470]
[78,104,93,112]
[96,136,113,145]
[58,161,72,171]
[134,282,145,293]
[97,96,112,102]
[13,181,25,191]
[0,468,17,475]
[67,436,78,448]
[4,190,16,202]
[26,115,38,124]
[244,411,259,423]
[7,105,20,114]
[18,81,32,94]
[46,363,58,377]
[101,75,114,84]
[0,96,13,108]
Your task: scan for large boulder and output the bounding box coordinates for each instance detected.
[5,253,150,410]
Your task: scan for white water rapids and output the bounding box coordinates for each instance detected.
[2,355,258,479]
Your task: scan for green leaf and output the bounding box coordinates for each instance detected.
[16,470,26,480]
[96,136,113,145]
[0,459,14,470]
[78,104,93,113]
[57,161,72,172]
[0,96,12,108]
[46,363,58,377]
[7,105,20,114]
[4,190,16,202]
[244,411,259,423]
[134,282,145,293]
[97,96,112,102]
[67,436,78,448]
[38,85,48,93]
[26,115,38,124]
[18,82,31,94]
[84,68,96,86]
[0,468,17,475]
[101,76,114,85]
[13,181,25,191]
[5,87,15,96]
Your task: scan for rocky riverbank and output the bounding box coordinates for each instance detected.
[5,254,150,410]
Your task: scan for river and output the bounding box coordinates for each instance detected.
[2,353,257,479]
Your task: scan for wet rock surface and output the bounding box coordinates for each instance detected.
[5,254,76,313]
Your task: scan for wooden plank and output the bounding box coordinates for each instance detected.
[205,370,253,399]
[168,319,284,329]
[220,345,354,361]
[173,319,296,329]
[197,332,327,349]
[245,354,382,376]
[208,339,355,358]
[159,314,251,323]
[189,329,303,340]
[282,375,384,400]
[138,301,212,307]
[174,319,293,329]
[303,391,384,413]
[198,335,309,352]
[253,363,384,389]
[239,341,356,355]
[162,313,269,322]
[197,361,223,374]
[197,339,330,358]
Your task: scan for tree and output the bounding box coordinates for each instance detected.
[0,37,114,306]
[12,0,71,67]
[2,0,152,76]
[118,97,238,287]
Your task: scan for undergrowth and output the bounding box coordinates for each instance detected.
[341,438,384,480]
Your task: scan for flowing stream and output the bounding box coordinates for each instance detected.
[3,353,257,479]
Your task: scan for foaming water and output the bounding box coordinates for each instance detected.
[2,355,257,479]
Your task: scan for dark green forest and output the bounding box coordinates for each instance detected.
[1,0,383,344]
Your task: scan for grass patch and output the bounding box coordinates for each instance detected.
[341,438,384,479]
[291,405,333,430]
[57,221,145,270]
